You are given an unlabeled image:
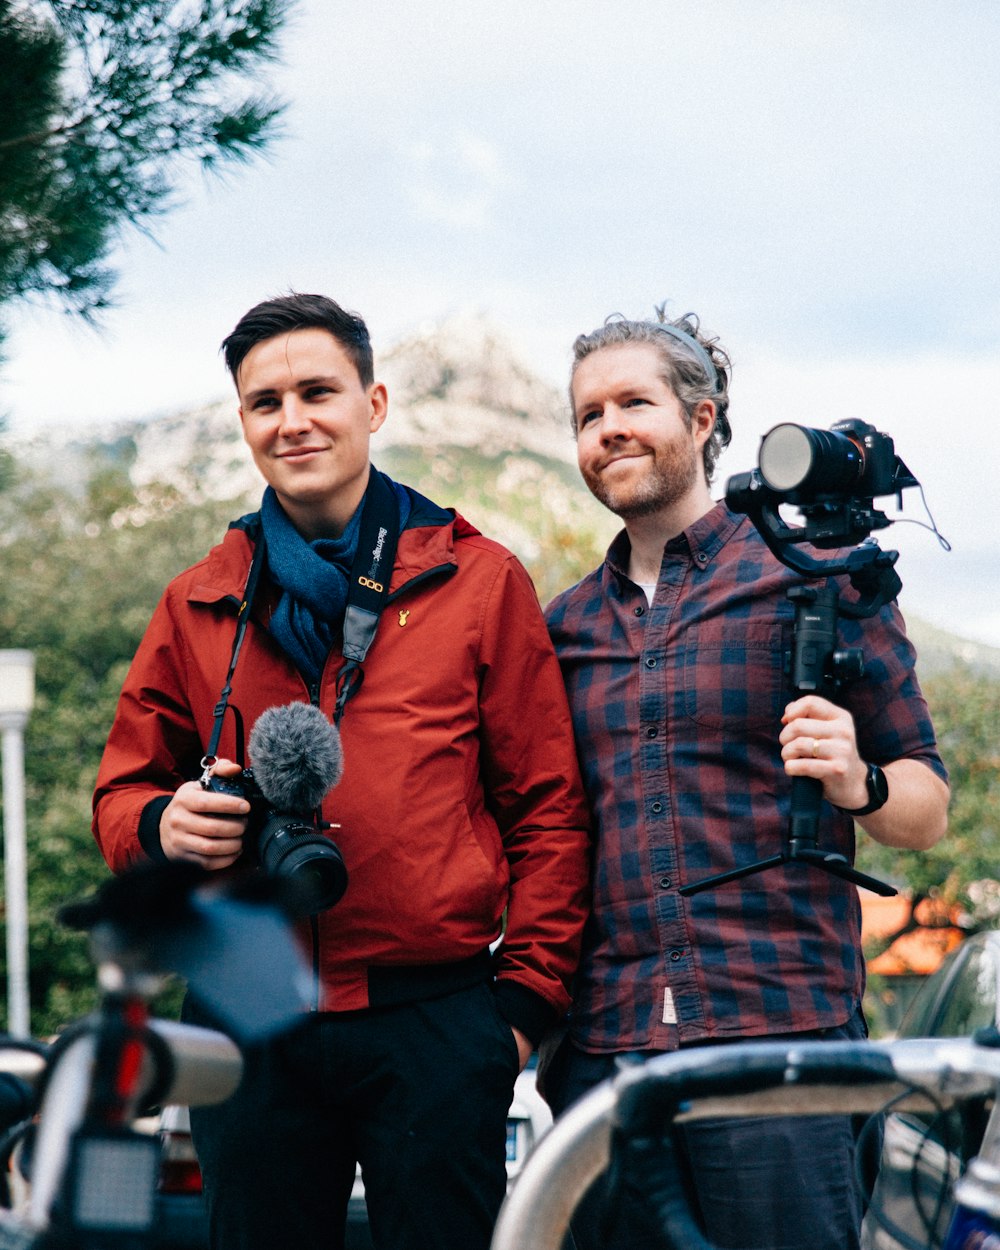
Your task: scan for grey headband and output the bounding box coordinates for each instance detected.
[653,322,720,394]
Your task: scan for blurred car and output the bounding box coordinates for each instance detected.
[506,1052,554,1182]
[862,929,1000,1250]
[154,1103,210,1249]
[156,1055,554,1250]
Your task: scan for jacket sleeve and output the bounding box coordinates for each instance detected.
[475,554,592,1043]
[92,583,206,874]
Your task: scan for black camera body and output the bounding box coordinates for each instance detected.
[204,769,348,916]
[726,418,919,556]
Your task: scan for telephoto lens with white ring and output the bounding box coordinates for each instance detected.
[758,424,865,496]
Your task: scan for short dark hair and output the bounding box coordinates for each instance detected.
[221,293,374,388]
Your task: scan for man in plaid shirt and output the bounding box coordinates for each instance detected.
[543,311,949,1250]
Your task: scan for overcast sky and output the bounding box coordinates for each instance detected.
[4,1,998,645]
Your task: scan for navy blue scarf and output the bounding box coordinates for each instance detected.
[260,474,411,687]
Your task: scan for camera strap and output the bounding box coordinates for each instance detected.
[203,534,267,769]
[205,468,401,767]
[334,468,400,724]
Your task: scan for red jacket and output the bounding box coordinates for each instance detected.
[92,489,591,1038]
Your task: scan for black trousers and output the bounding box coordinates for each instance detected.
[544,1012,872,1250]
[187,981,519,1250]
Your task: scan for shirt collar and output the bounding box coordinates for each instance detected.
[604,500,745,584]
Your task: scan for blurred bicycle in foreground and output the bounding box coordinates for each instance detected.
[0,863,309,1250]
[491,1029,1000,1250]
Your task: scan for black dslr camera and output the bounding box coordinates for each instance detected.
[726,418,918,555]
[203,769,348,917]
[755,418,906,504]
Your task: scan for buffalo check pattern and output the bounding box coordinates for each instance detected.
[546,502,946,1053]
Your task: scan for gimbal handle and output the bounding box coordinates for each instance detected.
[680,581,896,898]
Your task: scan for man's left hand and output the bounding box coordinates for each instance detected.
[779,694,869,811]
[512,1027,533,1073]
[779,692,949,850]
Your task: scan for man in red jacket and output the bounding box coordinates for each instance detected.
[92,293,590,1250]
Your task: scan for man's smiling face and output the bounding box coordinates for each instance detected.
[237,327,387,540]
[572,342,706,521]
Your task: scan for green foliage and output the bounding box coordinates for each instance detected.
[0,450,236,1034]
[377,445,617,605]
[0,0,290,335]
[857,664,1000,922]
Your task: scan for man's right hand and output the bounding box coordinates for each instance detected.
[159,759,250,869]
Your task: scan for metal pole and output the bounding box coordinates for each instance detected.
[1,649,34,1040]
[1,717,30,1036]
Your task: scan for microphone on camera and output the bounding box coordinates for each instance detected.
[248,702,344,813]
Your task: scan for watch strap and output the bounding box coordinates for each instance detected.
[835,762,889,817]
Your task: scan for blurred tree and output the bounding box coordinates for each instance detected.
[378,445,618,606]
[0,0,290,342]
[859,665,1000,1037]
[0,448,236,1033]
[857,663,1000,925]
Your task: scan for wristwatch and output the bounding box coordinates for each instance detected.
[836,762,889,817]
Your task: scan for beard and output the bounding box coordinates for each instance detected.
[582,438,700,521]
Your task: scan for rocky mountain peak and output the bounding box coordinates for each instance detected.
[377,315,575,462]
[14,317,579,503]
[382,314,564,414]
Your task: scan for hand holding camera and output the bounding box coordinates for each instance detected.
[162,759,250,869]
[163,703,349,915]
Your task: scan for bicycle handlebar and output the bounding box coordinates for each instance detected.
[0,862,305,1248]
[146,1019,242,1107]
[491,1036,1000,1250]
[19,1017,241,1233]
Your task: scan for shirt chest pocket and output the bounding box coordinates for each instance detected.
[680,620,789,731]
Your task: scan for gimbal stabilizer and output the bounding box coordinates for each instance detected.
[681,420,920,899]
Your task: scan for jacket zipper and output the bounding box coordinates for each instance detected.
[308,679,323,1012]
[297,563,456,1014]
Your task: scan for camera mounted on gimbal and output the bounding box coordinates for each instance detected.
[725,419,919,614]
[681,419,930,900]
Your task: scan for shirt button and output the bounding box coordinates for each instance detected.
[645,657,657,669]
[634,605,645,616]
[694,552,709,567]
[669,949,683,961]
[651,801,664,814]
[645,726,658,738]
[658,876,672,890]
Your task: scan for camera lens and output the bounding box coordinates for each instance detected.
[276,839,348,915]
[255,815,348,915]
[759,424,864,496]
[759,424,814,492]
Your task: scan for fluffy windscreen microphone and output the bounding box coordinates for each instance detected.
[248,703,344,813]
